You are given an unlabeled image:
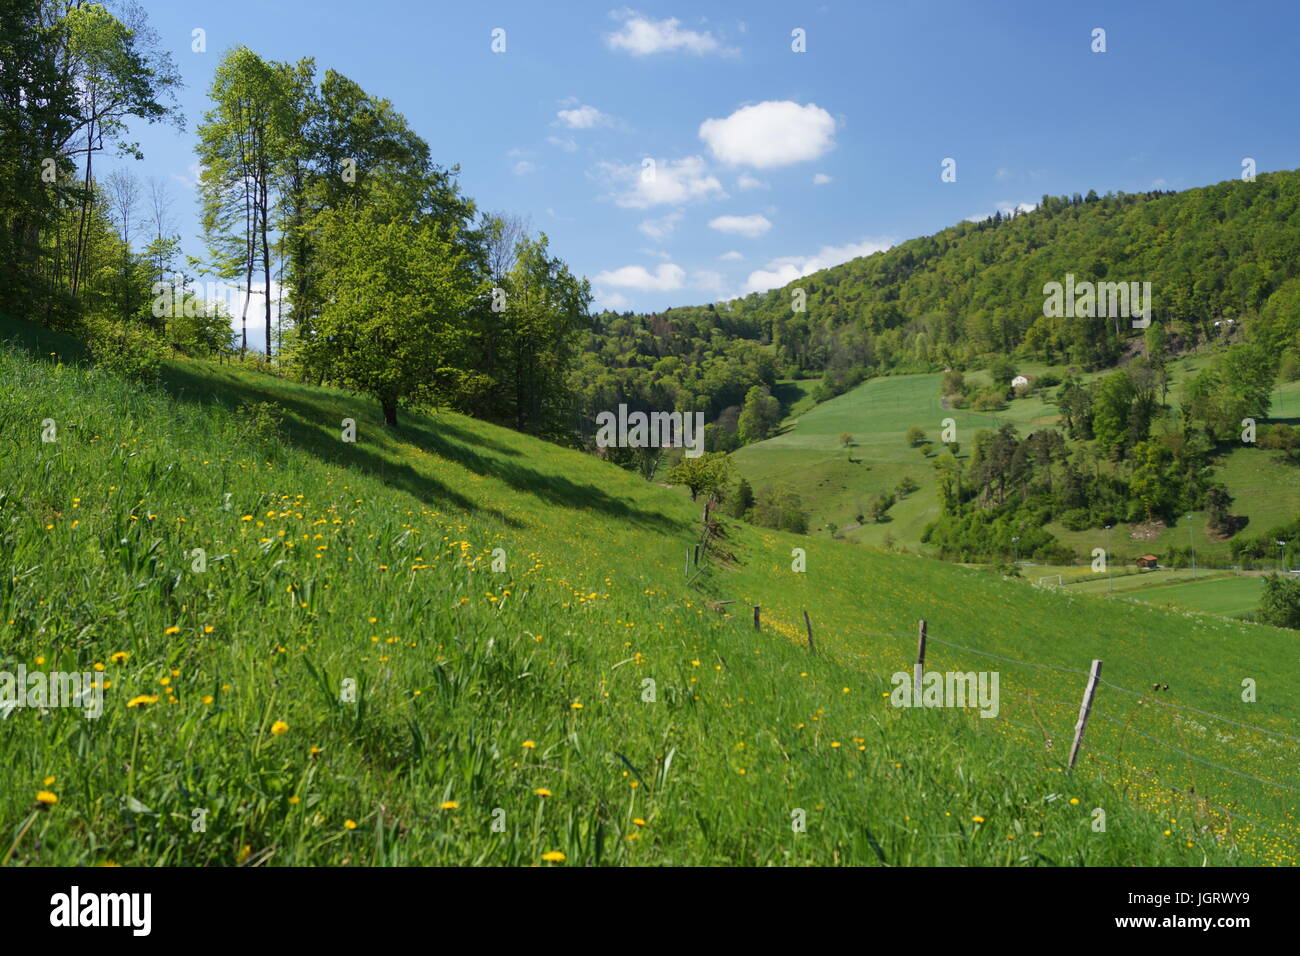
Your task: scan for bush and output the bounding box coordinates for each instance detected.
[972,389,1006,411]
[241,401,284,446]
[86,319,164,385]
[1060,509,1092,530]
[1257,574,1300,629]
[1279,350,1300,383]
[753,486,809,534]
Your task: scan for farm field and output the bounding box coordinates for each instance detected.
[734,359,1300,569]
[1057,568,1267,618]
[3,314,1299,866]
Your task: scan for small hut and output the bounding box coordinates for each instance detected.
[1137,554,1159,569]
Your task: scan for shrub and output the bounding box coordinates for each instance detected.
[1257,574,1300,629]
[241,401,284,445]
[1059,508,1091,531]
[86,319,164,385]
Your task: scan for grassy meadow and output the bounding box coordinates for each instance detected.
[2,315,1298,866]
[737,359,1300,575]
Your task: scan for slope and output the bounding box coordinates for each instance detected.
[1,315,1297,866]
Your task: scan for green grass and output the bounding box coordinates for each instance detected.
[2,315,1298,866]
[736,361,1300,573]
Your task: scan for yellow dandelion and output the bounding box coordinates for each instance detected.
[522,740,537,749]
[440,800,459,810]
[541,851,566,863]
[270,720,289,736]
[343,819,358,830]
[164,626,180,635]
[35,790,58,805]
[534,788,552,797]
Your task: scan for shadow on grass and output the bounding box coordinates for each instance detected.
[2,314,696,534]
[159,358,685,535]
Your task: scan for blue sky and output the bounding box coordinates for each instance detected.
[113,0,1300,325]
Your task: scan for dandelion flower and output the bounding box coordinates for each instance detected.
[541,851,566,863]
[522,740,537,749]
[534,788,552,798]
[440,800,459,810]
[35,790,58,805]
[270,720,289,736]
[343,819,358,830]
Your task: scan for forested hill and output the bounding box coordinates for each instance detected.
[577,170,1300,432]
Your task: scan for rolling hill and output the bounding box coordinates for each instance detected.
[2,314,1298,866]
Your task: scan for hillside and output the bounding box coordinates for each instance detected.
[577,170,1300,436]
[3,315,1298,866]
[732,358,1300,575]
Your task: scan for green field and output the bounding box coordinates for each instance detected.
[735,360,1300,574]
[1059,568,1267,618]
[3,315,1299,866]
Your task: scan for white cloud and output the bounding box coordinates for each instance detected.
[691,270,728,295]
[594,155,726,208]
[513,160,539,176]
[638,211,683,241]
[548,136,579,152]
[743,237,895,294]
[737,173,767,190]
[995,167,1013,181]
[708,213,771,238]
[593,262,686,292]
[719,250,744,261]
[557,104,610,129]
[595,290,631,310]
[640,247,673,260]
[606,11,734,56]
[964,200,1037,223]
[172,161,202,191]
[699,101,836,168]
[812,172,832,185]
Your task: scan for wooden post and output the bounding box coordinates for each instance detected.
[914,619,927,700]
[685,548,691,576]
[803,610,815,653]
[753,606,760,630]
[1068,659,1103,772]
[693,544,700,567]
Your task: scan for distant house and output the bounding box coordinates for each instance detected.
[1011,374,1033,390]
[1138,554,1159,569]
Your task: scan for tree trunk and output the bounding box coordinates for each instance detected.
[260,140,272,359]
[382,400,398,427]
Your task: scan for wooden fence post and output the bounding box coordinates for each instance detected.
[803,610,815,653]
[684,548,691,576]
[1068,659,1103,772]
[693,544,700,567]
[753,605,760,630]
[914,619,927,700]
